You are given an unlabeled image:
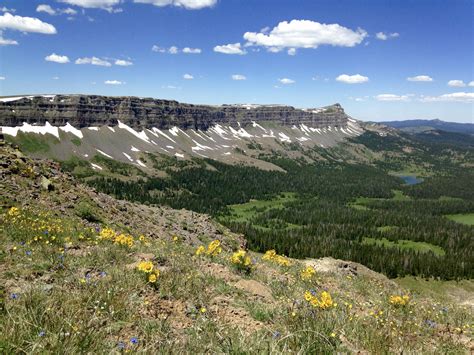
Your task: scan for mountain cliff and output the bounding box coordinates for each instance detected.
[0,95,351,130]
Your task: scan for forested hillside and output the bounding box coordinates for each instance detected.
[83,131,474,280]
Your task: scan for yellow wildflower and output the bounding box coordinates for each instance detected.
[137,261,154,273]
[304,290,336,310]
[8,206,20,217]
[389,294,410,307]
[301,266,316,281]
[262,249,291,266]
[206,240,222,256]
[230,249,253,272]
[148,273,158,283]
[195,245,206,256]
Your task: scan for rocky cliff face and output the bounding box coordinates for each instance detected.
[0,94,352,130]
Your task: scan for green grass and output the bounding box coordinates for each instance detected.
[396,276,474,304]
[222,192,297,223]
[376,226,396,233]
[445,213,474,226]
[6,132,58,153]
[348,190,411,210]
[362,237,446,256]
[71,137,82,146]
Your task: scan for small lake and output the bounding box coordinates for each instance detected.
[399,175,423,185]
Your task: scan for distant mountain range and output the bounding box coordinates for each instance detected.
[380,119,474,135]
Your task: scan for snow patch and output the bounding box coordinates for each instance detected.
[123,152,133,161]
[96,149,113,159]
[191,140,214,151]
[1,121,59,138]
[59,122,83,139]
[150,127,176,143]
[88,127,99,131]
[297,137,310,142]
[107,126,115,132]
[252,121,268,133]
[118,120,150,143]
[210,124,230,139]
[136,159,147,168]
[278,132,291,143]
[169,126,179,136]
[175,152,184,158]
[91,163,103,170]
[131,146,140,152]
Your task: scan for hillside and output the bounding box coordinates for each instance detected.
[380,119,474,135]
[1,142,473,353]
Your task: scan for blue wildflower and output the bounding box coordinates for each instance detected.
[117,341,126,350]
[425,320,436,328]
[100,271,107,277]
[38,330,46,337]
[272,331,281,339]
[26,251,32,256]
[10,293,19,300]
[130,337,138,345]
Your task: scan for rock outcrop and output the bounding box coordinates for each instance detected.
[0,94,352,130]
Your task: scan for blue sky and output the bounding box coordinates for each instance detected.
[0,0,473,122]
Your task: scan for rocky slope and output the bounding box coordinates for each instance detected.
[0,94,351,130]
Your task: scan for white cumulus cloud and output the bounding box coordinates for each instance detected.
[407,75,433,82]
[375,94,410,102]
[213,42,246,55]
[243,19,367,52]
[58,0,121,11]
[183,73,194,80]
[115,59,133,66]
[1,7,16,13]
[0,12,56,34]
[420,92,474,103]
[133,0,217,10]
[37,4,78,16]
[0,34,17,45]
[45,53,70,63]
[182,47,201,54]
[75,56,112,66]
[104,80,124,85]
[469,81,474,87]
[375,32,399,40]
[447,80,466,87]
[278,78,295,85]
[37,4,56,15]
[153,45,200,54]
[62,8,78,15]
[231,74,246,81]
[0,76,5,80]
[336,74,369,84]
[287,48,296,56]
